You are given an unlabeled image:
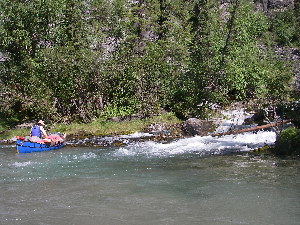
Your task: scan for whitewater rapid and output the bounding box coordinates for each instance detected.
[114,109,276,157]
[114,131,276,157]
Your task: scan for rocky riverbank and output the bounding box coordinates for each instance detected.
[2,107,295,150]
[57,119,218,147]
[0,117,219,147]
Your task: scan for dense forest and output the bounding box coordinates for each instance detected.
[0,0,299,125]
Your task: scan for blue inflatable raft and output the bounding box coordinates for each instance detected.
[16,134,66,153]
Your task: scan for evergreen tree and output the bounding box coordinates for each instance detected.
[221,1,270,100]
[173,0,224,118]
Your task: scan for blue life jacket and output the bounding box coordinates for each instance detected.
[31,125,41,138]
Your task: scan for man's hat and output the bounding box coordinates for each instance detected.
[38,120,45,126]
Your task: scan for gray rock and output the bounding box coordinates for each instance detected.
[182,118,215,136]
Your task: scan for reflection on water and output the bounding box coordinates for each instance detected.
[0,132,300,225]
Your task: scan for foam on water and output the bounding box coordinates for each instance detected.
[119,132,153,138]
[215,108,253,133]
[114,109,275,158]
[72,152,97,160]
[11,161,35,167]
[114,131,276,157]
[0,144,14,149]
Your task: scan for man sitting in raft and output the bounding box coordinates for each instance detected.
[30,120,48,139]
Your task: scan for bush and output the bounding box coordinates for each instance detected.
[275,127,300,155]
[270,7,298,46]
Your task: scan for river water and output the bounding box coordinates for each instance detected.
[1,110,300,225]
[1,130,300,225]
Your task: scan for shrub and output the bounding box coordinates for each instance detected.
[275,127,300,155]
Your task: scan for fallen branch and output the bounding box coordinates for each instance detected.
[212,120,292,137]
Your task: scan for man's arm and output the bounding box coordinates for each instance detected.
[40,126,48,138]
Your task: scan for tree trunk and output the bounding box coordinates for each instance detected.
[212,120,292,137]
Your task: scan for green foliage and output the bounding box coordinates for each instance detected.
[0,0,296,126]
[220,2,270,101]
[270,7,298,46]
[277,101,300,128]
[169,0,223,119]
[171,0,281,119]
[275,127,300,155]
[295,1,300,46]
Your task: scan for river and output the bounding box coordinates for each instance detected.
[0,130,299,225]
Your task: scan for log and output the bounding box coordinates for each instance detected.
[212,119,292,137]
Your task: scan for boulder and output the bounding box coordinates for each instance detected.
[109,117,122,122]
[243,111,265,125]
[181,118,215,136]
[146,123,167,133]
